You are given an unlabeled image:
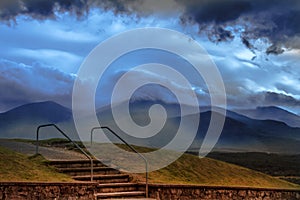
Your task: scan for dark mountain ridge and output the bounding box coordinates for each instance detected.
[0,101,72,123]
[0,100,299,154]
[0,101,75,139]
[235,106,300,128]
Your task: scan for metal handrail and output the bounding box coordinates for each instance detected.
[36,124,94,182]
[91,126,149,198]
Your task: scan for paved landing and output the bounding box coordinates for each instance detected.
[0,139,87,160]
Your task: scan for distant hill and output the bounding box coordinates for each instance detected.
[0,101,77,140]
[188,110,300,154]
[235,106,300,128]
[0,101,71,123]
[1,100,300,154]
[98,100,300,154]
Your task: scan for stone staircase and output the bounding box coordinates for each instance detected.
[49,160,152,199]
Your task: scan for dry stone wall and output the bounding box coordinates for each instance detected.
[0,182,97,200]
[1,182,300,200]
[144,184,300,200]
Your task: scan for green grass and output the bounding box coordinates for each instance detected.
[207,152,300,175]
[1,140,299,189]
[131,151,300,189]
[0,145,73,182]
[88,143,300,188]
[207,152,300,185]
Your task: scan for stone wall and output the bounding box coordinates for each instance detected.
[1,182,300,200]
[142,184,300,200]
[0,182,97,200]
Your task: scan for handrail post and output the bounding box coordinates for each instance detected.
[91,126,149,198]
[36,127,39,155]
[90,130,93,147]
[145,158,148,198]
[36,124,94,182]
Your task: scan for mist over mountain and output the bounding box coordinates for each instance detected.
[235,106,300,128]
[0,100,300,154]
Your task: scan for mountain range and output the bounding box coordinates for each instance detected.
[0,101,77,140]
[0,100,299,154]
[235,106,300,128]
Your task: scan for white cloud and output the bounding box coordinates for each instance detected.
[11,48,82,73]
[0,59,74,111]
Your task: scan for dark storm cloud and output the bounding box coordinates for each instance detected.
[241,37,254,51]
[0,0,140,22]
[0,0,88,21]
[207,26,234,42]
[179,0,252,24]
[266,45,285,55]
[89,0,134,13]
[179,0,300,53]
[1,0,300,54]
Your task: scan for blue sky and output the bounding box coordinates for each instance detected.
[0,0,300,114]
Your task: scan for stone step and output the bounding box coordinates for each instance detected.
[73,174,129,183]
[48,159,151,199]
[59,167,120,176]
[95,191,146,199]
[97,183,139,193]
[101,199,155,200]
[49,159,107,168]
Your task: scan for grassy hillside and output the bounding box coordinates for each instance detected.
[82,142,300,189]
[207,152,300,185]
[0,140,299,189]
[131,152,300,189]
[0,145,73,182]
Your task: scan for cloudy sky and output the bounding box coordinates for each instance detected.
[0,0,300,114]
